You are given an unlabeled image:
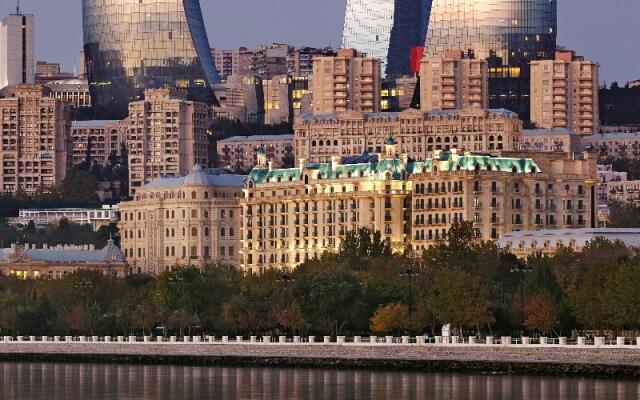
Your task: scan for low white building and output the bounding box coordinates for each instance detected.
[8,205,119,230]
[498,228,640,258]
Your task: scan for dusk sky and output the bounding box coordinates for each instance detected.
[2,0,638,84]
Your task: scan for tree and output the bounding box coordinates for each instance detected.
[523,291,558,335]
[59,170,98,203]
[369,302,410,335]
[428,268,494,335]
[276,305,306,335]
[338,228,391,263]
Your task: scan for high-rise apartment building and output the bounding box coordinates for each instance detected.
[294,108,522,164]
[425,0,557,119]
[211,47,253,80]
[212,74,264,124]
[342,0,431,77]
[0,11,34,89]
[530,51,599,136]
[119,165,245,275]
[217,134,294,173]
[127,89,210,195]
[240,146,596,272]
[0,85,71,194]
[311,49,381,115]
[420,50,488,111]
[81,0,219,115]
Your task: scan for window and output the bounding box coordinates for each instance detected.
[191,227,198,237]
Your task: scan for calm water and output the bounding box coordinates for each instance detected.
[1,363,639,400]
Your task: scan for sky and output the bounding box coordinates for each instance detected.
[1,0,638,84]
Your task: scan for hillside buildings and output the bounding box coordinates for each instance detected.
[585,132,640,160]
[127,89,210,196]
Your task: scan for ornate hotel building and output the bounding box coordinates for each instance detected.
[240,140,597,272]
[293,108,522,164]
[127,88,210,195]
[119,165,244,275]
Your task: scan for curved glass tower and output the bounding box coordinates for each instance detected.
[342,0,431,77]
[424,0,557,119]
[82,0,220,115]
[425,0,557,63]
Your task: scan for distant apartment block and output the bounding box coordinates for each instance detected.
[213,74,263,124]
[287,46,335,77]
[518,128,583,154]
[420,50,489,111]
[531,50,599,136]
[127,89,210,195]
[311,49,381,115]
[35,61,75,84]
[0,84,71,194]
[263,75,292,125]
[45,78,92,108]
[71,119,127,166]
[217,134,294,173]
[585,132,640,160]
[0,12,34,88]
[251,43,291,79]
[211,47,253,80]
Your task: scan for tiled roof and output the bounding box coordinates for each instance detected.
[142,165,246,190]
[0,240,125,264]
[218,134,294,143]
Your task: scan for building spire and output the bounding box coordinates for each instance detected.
[16,0,21,15]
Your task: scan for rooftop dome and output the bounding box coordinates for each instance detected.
[385,135,396,146]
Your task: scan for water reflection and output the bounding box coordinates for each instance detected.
[1,363,639,400]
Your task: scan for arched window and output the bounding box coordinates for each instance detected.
[191,191,197,200]
[221,227,226,237]
[204,227,210,237]
[191,227,198,237]
[204,191,209,199]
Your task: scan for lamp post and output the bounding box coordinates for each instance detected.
[510,267,533,326]
[400,267,419,315]
[277,272,295,308]
[74,281,94,309]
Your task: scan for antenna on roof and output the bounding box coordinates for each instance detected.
[16,0,21,15]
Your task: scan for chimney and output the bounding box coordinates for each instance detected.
[331,155,341,170]
[401,153,409,166]
[298,158,305,171]
[43,244,48,250]
[268,161,273,171]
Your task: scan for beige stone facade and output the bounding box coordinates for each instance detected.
[217,135,294,173]
[127,89,210,196]
[263,75,291,125]
[71,119,127,166]
[419,51,488,111]
[240,145,597,272]
[211,47,253,80]
[311,49,381,115]
[293,108,522,164]
[530,51,599,136]
[119,165,244,275]
[0,84,71,194]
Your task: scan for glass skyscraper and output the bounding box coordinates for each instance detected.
[425,0,557,119]
[342,0,432,77]
[82,0,220,116]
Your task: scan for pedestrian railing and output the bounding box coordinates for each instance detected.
[1,335,640,348]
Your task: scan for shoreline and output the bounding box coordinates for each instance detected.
[2,342,640,378]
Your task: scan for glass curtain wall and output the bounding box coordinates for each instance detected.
[82,0,219,116]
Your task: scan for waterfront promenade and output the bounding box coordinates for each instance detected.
[2,335,640,377]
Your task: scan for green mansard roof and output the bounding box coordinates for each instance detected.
[246,153,541,186]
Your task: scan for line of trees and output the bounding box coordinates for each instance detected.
[1,223,640,338]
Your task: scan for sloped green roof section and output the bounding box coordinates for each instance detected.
[246,153,541,186]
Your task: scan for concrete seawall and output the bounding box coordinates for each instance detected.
[2,340,640,377]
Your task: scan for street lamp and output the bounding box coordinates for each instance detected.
[74,281,94,308]
[400,267,419,315]
[510,267,533,326]
[277,272,295,308]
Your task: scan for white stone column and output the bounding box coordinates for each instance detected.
[594,337,605,347]
[323,336,331,344]
[308,336,316,344]
[468,336,477,345]
[617,337,625,347]
[279,336,287,344]
[128,336,136,343]
[336,336,345,344]
[501,336,511,345]
[235,336,242,343]
[485,336,494,345]
[293,336,301,343]
[263,335,272,344]
[577,337,586,346]
[169,336,176,343]
[539,337,548,346]
[222,336,229,343]
[250,336,257,343]
[353,336,361,344]
[401,336,410,344]
[521,337,531,345]
[558,337,567,346]
[143,336,150,343]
